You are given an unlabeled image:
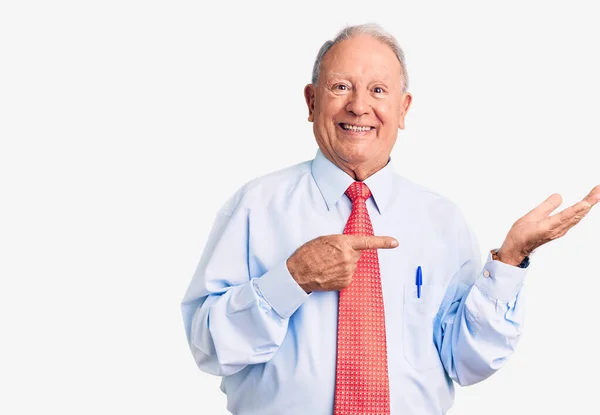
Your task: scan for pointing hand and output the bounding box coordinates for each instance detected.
[287,234,399,293]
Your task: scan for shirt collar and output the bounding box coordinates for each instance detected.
[310,149,395,215]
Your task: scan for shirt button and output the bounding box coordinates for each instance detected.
[483,270,491,278]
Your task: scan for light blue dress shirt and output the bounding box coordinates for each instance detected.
[181,150,527,415]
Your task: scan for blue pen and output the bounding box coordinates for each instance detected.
[416,266,422,299]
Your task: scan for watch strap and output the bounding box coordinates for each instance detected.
[491,249,530,269]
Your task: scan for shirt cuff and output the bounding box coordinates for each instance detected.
[474,251,528,302]
[252,261,310,319]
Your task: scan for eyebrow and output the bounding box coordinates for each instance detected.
[324,72,392,83]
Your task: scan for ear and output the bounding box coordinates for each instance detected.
[397,93,412,130]
[304,84,316,122]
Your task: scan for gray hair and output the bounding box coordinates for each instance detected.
[311,23,409,92]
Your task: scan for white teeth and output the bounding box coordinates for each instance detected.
[342,123,372,132]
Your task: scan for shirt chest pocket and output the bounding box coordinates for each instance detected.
[403,283,445,370]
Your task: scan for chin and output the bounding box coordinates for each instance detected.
[337,144,375,163]
[338,153,375,169]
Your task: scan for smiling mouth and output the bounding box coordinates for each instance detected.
[338,123,375,132]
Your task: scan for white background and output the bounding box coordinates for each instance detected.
[1,0,599,414]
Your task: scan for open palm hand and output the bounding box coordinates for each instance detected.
[497,185,600,266]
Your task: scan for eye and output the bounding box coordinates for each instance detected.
[335,84,348,91]
[373,87,384,94]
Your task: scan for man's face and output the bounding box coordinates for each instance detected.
[304,34,412,178]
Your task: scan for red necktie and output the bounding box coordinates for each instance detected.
[334,181,390,415]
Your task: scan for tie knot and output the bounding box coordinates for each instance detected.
[345,181,371,203]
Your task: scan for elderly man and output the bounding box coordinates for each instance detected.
[181,24,599,414]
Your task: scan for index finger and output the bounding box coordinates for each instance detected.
[583,184,600,207]
[346,235,399,250]
[545,199,592,231]
[545,184,600,230]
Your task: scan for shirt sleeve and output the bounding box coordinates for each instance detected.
[180,195,309,377]
[434,212,527,386]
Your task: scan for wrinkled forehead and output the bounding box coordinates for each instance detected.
[320,37,403,84]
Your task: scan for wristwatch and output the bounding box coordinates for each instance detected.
[491,249,530,269]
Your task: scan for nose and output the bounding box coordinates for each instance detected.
[345,89,370,116]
